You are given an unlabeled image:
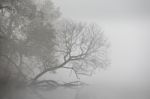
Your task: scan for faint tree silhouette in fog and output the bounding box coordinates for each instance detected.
[0,0,109,99]
[31,19,109,82]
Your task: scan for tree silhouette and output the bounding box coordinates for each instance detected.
[0,0,109,99]
[31,19,109,83]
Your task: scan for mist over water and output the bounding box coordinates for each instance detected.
[52,0,150,99]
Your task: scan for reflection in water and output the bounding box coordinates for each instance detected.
[2,84,149,99]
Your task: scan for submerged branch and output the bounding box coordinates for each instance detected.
[31,58,71,84]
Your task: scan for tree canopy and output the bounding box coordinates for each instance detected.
[0,0,110,99]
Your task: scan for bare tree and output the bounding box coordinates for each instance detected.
[31,19,109,86]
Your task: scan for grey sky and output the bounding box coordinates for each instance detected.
[53,0,150,87]
[54,0,150,19]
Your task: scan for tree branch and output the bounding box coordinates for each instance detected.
[31,58,71,84]
[63,67,80,79]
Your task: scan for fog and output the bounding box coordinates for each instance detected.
[52,0,150,98]
[1,0,150,99]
